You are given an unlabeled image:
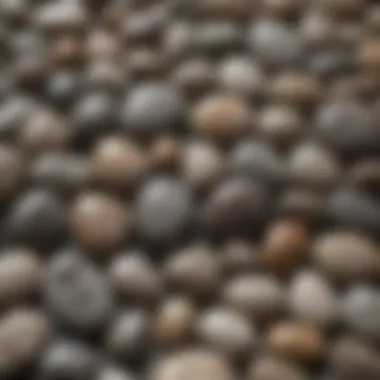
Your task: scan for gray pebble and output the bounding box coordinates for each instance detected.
[45,251,113,332]
[136,177,193,244]
[342,285,380,342]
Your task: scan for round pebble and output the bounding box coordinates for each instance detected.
[136,177,192,245]
[263,220,310,276]
[70,192,130,256]
[108,251,161,304]
[0,248,43,307]
[288,269,338,328]
[121,83,185,139]
[45,251,113,332]
[196,307,256,358]
[154,296,195,346]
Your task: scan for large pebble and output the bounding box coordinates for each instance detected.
[312,231,380,282]
[45,251,113,332]
[288,269,338,328]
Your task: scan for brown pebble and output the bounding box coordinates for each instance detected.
[257,105,303,149]
[262,0,305,17]
[358,38,380,73]
[271,72,322,110]
[223,274,285,321]
[330,336,380,380]
[149,136,182,172]
[154,296,195,346]
[349,159,380,193]
[70,193,130,257]
[92,136,148,190]
[263,220,310,276]
[182,141,223,192]
[267,323,326,362]
[19,110,69,155]
[288,142,341,189]
[247,356,308,380]
[108,251,161,304]
[150,349,234,380]
[198,0,253,21]
[51,35,84,68]
[0,309,50,376]
[191,93,251,143]
[312,230,380,282]
[0,248,43,307]
[164,244,220,299]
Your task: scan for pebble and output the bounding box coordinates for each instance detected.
[330,337,380,380]
[191,93,251,143]
[105,309,150,361]
[149,136,182,172]
[136,177,192,245]
[70,192,130,256]
[0,248,43,307]
[0,309,50,376]
[249,19,304,68]
[164,244,220,298]
[121,83,185,139]
[108,251,161,304]
[247,356,308,380]
[220,240,263,275]
[342,285,380,342]
[45,251,113,332]
[196,307,256,358]
[182,140,223,192]
[267,323,327,363]
[223,274,285,321]
[39,341,98,380]
[154,296,195,346]
[203,177,270,237]
[4,189,68,251]
[263,220,310,276]
[150,349,234,380]
[312,230,380,282]
[314,100,378,156]
[228,140,287,186]
[257,105,303,149]
[288,142,341,189]
[217,57,265,99]
[92,136,148,190]
[288,269,338,328]
[327,187,380,235]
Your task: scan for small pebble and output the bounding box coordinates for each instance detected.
[196,307,256,358]
[263,220,310,276]
[223,274,285,321]
[154,296,195,346]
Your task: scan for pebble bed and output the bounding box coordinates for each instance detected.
[0,0,379,380]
